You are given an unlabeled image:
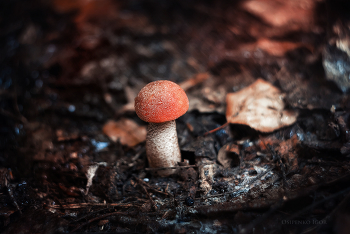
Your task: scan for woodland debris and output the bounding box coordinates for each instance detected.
[217,143,240,168]
[226,79,298,132]
[198,160,216,196]
[85,162,107,195]
[241,0,315,29]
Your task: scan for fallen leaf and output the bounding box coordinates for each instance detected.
[217,144,240,168]
[255,38,313,57]
[103,119,146,147]
[241,0,315,28]
[226,79,298,132]
[186,75,227,114]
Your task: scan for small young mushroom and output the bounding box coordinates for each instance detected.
[135,80,189,176]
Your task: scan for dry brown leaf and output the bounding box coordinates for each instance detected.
[241,0,315,28]
[226,79,298,132]
[217,144,240,168]
[103,119,146,147]
[256,39,313,57]
[186,74,227,114]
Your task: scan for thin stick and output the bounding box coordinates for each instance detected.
[47,203,132,209]
[203,122,229,136]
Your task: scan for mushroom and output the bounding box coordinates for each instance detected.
[135,80,189,176]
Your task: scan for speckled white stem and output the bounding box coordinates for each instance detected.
[146,120,181,176]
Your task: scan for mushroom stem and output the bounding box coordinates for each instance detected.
[146,120,181,176]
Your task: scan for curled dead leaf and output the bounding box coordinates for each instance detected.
[217,144,240,168]
[226,79,298,132]
[241,0,315,28]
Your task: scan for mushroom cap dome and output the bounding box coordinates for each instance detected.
[135,80,189,123]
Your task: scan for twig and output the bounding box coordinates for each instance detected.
[134,178,157,211]
[47,203,132,209]
[73,207,112,223]
[133,177,169,196]
[203,122,229,136]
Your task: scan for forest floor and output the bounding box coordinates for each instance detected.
[1,0,350,233]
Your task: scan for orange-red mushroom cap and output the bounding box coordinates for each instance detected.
[135,80,189,123]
